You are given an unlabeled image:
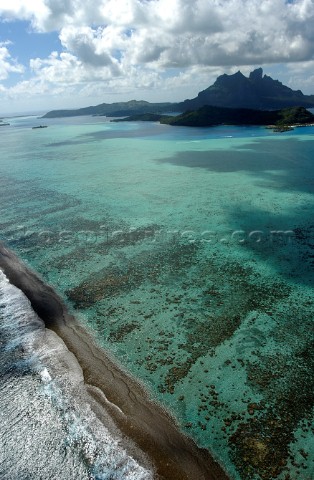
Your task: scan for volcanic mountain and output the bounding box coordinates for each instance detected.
[43,68,314,118]
[178,68,314,111]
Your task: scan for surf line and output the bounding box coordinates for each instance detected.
[0,242,229,480]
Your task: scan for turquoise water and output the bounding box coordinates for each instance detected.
[0,115,313,479]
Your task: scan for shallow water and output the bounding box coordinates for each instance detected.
[0,115,313,479]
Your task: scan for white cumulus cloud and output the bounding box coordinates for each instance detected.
[1,0,314,67]
[1,0,314,110]
[0,43,24,80]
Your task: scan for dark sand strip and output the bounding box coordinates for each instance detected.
[0,243,229,480]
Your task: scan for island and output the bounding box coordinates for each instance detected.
[178,67,314,111]
[42,68,314,119]
[111,106,314,130]
[42,100,175,119]
[111,113,169,122]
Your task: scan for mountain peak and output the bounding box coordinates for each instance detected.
[249,67,263,81]
[180,68,314,110]
[214,70,247,88]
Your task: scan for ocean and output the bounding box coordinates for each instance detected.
[0,114,313,479]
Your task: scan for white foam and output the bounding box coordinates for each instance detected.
[40,367,52,383]
[0,269,154,480]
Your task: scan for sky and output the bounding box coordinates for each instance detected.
[1,0,314,114]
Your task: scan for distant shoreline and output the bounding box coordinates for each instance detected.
[0,243,229,480]
[110,106,314,129]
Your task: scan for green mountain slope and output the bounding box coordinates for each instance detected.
[160,106,314,127]
[42,100,174,118]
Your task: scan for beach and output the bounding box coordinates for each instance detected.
[0,242,229,480]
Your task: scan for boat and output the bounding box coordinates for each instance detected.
[32,125,48,129]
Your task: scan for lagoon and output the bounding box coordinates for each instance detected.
[0,114,313,479]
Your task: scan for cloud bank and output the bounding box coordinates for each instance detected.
[0,0,314,110]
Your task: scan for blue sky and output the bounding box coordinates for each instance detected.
[1,0,314,114]
[0,21,60,68]
[0,20,60,88]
